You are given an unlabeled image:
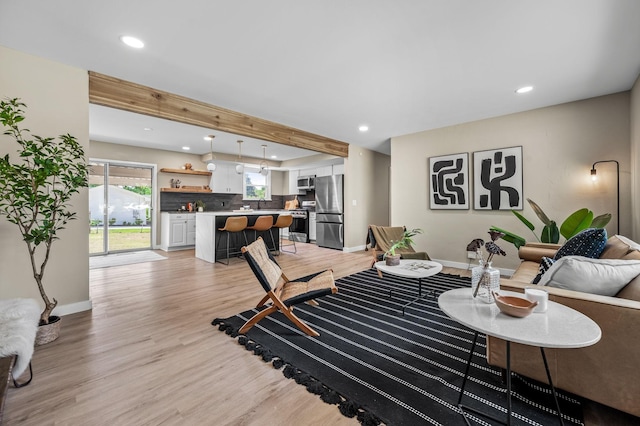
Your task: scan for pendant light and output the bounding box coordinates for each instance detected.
[235,140,244,174]
[206,135,216,172]
[259,144,269,176]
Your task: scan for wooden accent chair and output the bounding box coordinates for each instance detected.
[366,225,431,275]
[240,237,337,336]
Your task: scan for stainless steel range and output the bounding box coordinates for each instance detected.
[289,209,309,243]
[288,201,315,243]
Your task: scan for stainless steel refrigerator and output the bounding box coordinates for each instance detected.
[315,174,344,249]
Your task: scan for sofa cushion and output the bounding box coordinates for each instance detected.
[553,228,608,261]
[510,260,540,283]
[622,250,640,261]
[600,235,634,259]
[616,275,640,302]
[615,275,640,301]
[539,255,640,296]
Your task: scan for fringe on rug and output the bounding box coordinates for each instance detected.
[211,318,384,426]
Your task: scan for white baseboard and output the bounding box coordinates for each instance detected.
[433,258,515,278]
[344,244,366,253]
[52,299,92,317]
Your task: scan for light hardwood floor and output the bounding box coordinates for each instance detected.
[4,244,635,425]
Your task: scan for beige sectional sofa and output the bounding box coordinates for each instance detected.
[486,235,640,417]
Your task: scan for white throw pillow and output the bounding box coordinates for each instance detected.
[538,255,640,296]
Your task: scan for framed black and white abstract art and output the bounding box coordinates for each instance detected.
[473,146,523,210]
[429,153,469,210]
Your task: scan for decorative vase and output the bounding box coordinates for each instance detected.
[471,261,500,303]
[385,254,401,266]
[35,315,61,345]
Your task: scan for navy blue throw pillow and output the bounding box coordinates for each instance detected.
[533,256,555,284]
[553,228,608,261]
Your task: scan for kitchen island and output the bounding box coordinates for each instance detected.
[195,210,292,263]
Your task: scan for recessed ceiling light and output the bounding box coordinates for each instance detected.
[204,135,214,141]
[182,146,190,151]
[120,35,144,49]
[143,127,153,131]
[359,125,369,132]
[515,86,534,94]
[271,155,277,159]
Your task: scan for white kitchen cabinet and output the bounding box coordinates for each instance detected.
[300,167,317,177]
[186,215,196,245]
[315,166,332,177]
[211,163,243,194]
[161,212,196,251]
[309,212,317,241]
[288,170,300,195]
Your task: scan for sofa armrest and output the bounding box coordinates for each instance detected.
[489,277,640,417]
[518,242,561,263]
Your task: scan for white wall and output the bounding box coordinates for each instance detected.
[390,92,631,271]
[0,46,90,314]
[343,147,390,250]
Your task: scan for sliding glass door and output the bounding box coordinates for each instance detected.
[89,161,154,255]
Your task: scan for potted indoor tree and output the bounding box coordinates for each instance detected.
[384,228,423,266]
[0,98,88,344]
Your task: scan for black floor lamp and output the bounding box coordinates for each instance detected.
[591,160,620,235]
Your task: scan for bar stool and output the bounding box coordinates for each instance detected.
[216,216,249,265]
[246,215,276,252]
[273,214,296,254]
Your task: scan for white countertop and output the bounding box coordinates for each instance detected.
[438,288,601,349]
[197,210,291,216]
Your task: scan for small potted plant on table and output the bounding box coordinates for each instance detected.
[384,228,423,266]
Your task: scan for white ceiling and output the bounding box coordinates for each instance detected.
[1,1,639,159]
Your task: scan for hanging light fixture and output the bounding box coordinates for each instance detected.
[235,140,244,174]
[206,135,216,172]
[259,144,269,176]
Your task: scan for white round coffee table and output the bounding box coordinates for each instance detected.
[374,259,443,315]
[438,288,601,425]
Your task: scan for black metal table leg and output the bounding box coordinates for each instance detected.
[401,278,437,315]
[458,341,566,425]
[458,338,513,425]
[541,347,565,425]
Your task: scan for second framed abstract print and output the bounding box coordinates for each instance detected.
[473,146,523,210]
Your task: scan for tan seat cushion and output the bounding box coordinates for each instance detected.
[600,235,633,259]
[622,250,640,261]
[616,275,640,301]
[510,261,540,283]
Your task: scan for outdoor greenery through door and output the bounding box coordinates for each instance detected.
[89,161,154,254]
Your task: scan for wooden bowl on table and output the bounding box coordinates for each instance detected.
[493,292,538,318]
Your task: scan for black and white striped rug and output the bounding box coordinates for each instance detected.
[212,269,583,425]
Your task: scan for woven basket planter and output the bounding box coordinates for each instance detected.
[35,316,61,346]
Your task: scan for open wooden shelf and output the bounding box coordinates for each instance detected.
[161,188,212,193]
[160,168,212,176]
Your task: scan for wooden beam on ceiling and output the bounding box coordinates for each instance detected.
[88,71,349,158]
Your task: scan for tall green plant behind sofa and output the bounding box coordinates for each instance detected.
[490,198,611,249]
